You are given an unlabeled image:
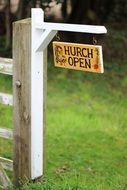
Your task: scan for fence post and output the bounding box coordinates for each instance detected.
[13,18,32,185]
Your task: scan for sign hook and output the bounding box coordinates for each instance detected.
[93,36,98,45]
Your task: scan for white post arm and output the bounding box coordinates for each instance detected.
[36,22,107,34]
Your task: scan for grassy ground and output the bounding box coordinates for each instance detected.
[0,27,127,189]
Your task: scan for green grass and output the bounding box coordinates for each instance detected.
[44,68,127,190]
[1,63,127,189]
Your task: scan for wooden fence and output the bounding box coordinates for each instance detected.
[0,18,33,189]
[0,57,13,189]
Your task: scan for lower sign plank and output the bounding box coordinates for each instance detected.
[53,41,104,73]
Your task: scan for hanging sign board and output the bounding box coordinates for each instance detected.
[53,42,104,73]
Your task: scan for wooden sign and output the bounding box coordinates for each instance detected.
[53,42,104,73]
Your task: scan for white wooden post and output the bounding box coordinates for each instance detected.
[31,9,57,179]
[31,8,44,180]
[31,8,107,180]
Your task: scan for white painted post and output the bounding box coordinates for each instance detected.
[31,9,44,180]
[31,9,57,179]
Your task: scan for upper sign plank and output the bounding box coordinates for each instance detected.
[53,42,104,73]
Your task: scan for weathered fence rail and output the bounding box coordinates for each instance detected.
[0,58,13,75]
[0,57,13,189]
[0,128,13,140]
[0,162,12,189]
[0,157,13,172]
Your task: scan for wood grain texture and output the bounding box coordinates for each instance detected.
[13,18,31,185]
